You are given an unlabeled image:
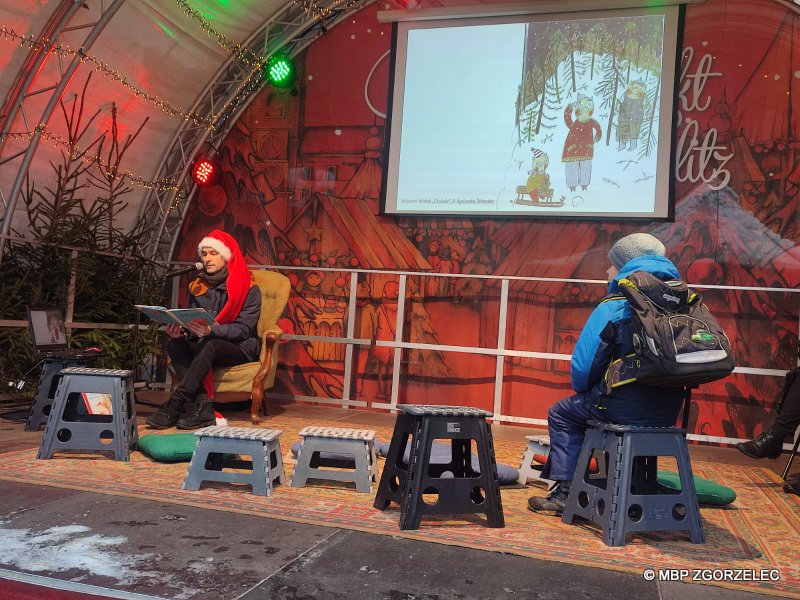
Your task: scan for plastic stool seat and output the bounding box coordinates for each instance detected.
[290,426,378,493]
[37,367,138,461]
[562,420,705,546]
[374,404,504,530]
[400,405,493,417]
[182,426,285,496]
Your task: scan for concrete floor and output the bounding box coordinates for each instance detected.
[0,397,796,600]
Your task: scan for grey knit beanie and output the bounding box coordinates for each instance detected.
[608,233,666,270]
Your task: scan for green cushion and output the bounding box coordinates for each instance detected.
[657,471,737,506]
[137,433,198,462]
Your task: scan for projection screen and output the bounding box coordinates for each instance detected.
[381,4,683,219]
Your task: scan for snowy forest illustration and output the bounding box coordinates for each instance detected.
[512,14,669,212]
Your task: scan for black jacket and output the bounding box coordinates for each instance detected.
[189,282,262,361]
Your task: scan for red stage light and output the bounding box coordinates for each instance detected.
[191,157,217,186]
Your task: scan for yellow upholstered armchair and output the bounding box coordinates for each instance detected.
[213,270,290,422]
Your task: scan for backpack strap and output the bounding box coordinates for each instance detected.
[598,293,638,391]
[605,354,640,391]
[600,292,625,304]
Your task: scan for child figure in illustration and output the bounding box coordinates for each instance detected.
[562,94,602,192]
[526,148,553,202]
[617,80,646,151]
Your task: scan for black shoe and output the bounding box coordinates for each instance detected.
[527,494,567,515]
[784,479,800,496]
[178,393,208,420]
[736,428,784,460]
[176,402,215,430]
[527,482,570,516]
[145,396,183,429]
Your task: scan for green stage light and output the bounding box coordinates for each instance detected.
[265,53,296,89]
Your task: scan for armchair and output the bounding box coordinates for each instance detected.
[213,270,290,422]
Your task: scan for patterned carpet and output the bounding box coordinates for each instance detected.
[1,413,798,598]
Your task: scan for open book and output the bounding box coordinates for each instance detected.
[82,392,112,415]
[135,305,218,327]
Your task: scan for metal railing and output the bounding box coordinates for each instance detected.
[2,237,797,446]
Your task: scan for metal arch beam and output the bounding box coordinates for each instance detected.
[0,0,84,166]
[137,0,356,260]
[0,0,128,263]
[164,6,368,264]
[136,0,324,256]
[139,1,373,264]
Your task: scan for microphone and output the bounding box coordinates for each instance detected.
[165,262,203,278]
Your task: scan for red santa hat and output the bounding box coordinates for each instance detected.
[196,230,250,324]
[198,233,232,260]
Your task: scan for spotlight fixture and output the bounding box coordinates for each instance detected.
[191,155,218,186]
[264,52,297,89]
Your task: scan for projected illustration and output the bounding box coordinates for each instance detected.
[514,14,666,212]
[385,9,678,217]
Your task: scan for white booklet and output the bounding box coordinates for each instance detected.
[135,305,218,327]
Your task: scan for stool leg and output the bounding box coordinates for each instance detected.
[26,361,67,432]
[369,441,379,483]
[518,445,537,485]
[271,440,286,485]
[290,439,314,488]
[674,437,706,544]
[562,429,603,525]
[400,417,434,530]
[606,432,632,547]
[250,445,269,496]
[352,441,373,493]
[36,376,71,460]
[374,413,414,510]
[474,418,504,528]
[183,441,211,491]
[124,376,139,451]
[113,376,131,462]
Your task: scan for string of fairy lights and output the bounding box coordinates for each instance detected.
[290,0,363,22]
[0,26,215,130]
[175,0,265,69]
[0,0,363,202]
[1,126,182,192]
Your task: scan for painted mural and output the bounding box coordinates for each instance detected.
[173,0,800,440]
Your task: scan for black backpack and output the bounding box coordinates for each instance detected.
[604,270,735,389]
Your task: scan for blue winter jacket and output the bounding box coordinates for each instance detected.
[570,254,686,408]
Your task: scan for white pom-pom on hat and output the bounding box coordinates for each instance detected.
[198,233,232,260]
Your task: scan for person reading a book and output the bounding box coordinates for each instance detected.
[146,230,262,430]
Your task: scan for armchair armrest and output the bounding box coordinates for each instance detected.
[250,327,284,423]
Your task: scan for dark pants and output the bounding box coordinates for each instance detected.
[775,370,800,437]
[168,338,249,405]
[541,391,684,482]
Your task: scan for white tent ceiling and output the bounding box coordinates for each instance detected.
[0,0,323,247]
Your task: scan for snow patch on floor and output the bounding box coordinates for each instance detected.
[0,524,156,585]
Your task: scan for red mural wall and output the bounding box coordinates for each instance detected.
[174,0,800,441]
